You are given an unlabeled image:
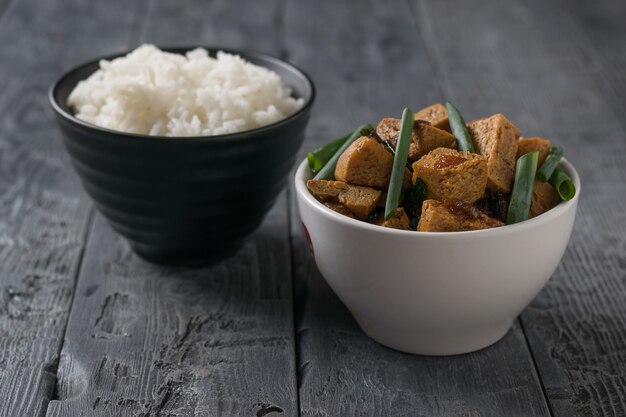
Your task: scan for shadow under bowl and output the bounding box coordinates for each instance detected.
[49,47,315,266]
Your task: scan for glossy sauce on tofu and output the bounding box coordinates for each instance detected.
[433,154,468,169]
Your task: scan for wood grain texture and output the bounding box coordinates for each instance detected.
[46,0,298,416]
[414,0,626,416]
[0,0,16,24]
[0,0,141,415]
[46,197,296,417]
[550,0,626,126]
[1,0,624,416]
[286,0,551,415]
[138,0,285,57]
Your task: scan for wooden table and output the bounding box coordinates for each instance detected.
[1,0,625,415]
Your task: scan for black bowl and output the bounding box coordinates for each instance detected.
[49,47,315,266]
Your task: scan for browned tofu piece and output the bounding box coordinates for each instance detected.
[368,208,410,230]
[414,103,450,131]
[335,136,394,188]
[467,114,521,193]
[375,117,401,146]
[338,185,382,220]
[306,179,345,199]
[335,135,412,190]
[412,148,488,203]
[530,180,560,218]
[413,121,457,160]
[517,137,551,166]
[383,207,411,230]
[323,201,354,218]
[306,179,381,220]
[418,199,505,232]
[376,118,456,161]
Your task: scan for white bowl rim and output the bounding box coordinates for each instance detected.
[295,156,581,238]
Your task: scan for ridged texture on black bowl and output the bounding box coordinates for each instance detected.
[50,47,314,265]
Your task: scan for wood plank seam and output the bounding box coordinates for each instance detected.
[38,0,153,409]
[45,0,301,414]
[409,0,556,414]
[408,0,448,99]
[273,0,289,61]
[286,0,553,415]
[0,0,17,26]
[44,206,94,405]
[0,0,133,411]
[519,315,557,417]
[286,186,303,417]
[408,2,626,417]
[127,0,154,48]
[35,0,151,414]
[549,2,626,138]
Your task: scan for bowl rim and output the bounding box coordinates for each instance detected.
[295,156,581,238]
[48,45,316,143]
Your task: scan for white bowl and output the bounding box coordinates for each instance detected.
[295,158,580,355]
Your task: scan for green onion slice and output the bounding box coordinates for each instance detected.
[506,151,539,224]
[308,134,350,174]
[549,166,576,201]
[313,124,372,180]
[446,101,475,153]
[385,108,413,220]
[537,145,563,181]
[376,137,414,172]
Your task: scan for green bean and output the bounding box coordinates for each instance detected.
[385,108,414,220]
[537,145,563,181]
[314,124,372,180]
[307,134,350,174]
[445,101,475,153]
[549,166,576,201]
[506,151,539,224]
[376,137,414,172]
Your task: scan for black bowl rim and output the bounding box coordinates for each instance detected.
[48,45,316,144]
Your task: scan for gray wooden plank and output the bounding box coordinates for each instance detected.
[413,0,626,416]
[286,0,551,415]
[138,0,284,56]
[549,0,626,126]
[0,0,142,415]
[0,0,16,24]
[46,196,296,417]
[46,0,299,416]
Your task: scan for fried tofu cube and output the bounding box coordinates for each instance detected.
[338,185,382,220]
[413,121,457,160]
[412,148,488,203]
[306,179,381,220]
[383,207,411,230]
[335,136,394,188]
[306,179,345,199]
[517,137,551,166]
[414,103,450,131]
[467,114,521,193]
[418,199,505,232]
[368,208,410,230]
[376,118,456,161]
[530,180,560,218]
[323,201,354,218]
[335,135,412,190]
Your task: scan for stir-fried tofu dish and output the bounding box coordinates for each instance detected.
[306,102,576,232]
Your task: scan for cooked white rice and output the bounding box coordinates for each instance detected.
[67,44,304,137]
